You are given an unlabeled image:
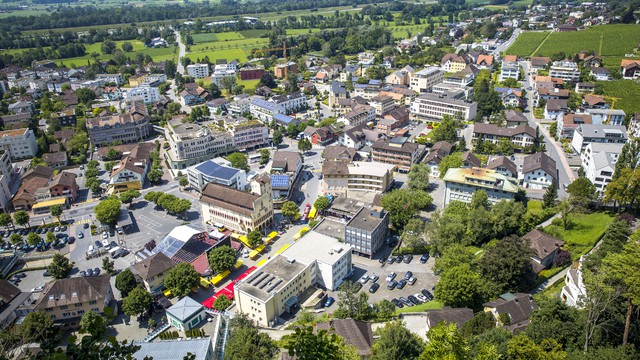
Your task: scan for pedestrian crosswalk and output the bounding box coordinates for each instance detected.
[75,218,91,225]
[78,198,98,205]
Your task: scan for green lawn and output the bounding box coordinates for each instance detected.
[237,78,260,90]
[190,38,269,52]
[527,200,544,214]
[505,31,550,57]
[187,48,249,63]
[395,300,444,314]
[541,278,565,298]
[544,212,614,260]
[598,80,640,116]
[57,45,177,67]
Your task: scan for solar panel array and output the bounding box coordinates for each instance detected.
[270,174,289,188]
[152,235,186,259]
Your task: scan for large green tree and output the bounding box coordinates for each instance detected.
[333,281,372,321]
[421,322,472,360]
[13,210,29,228]
[281,201,300,220]
[567,177,597,211]
[246,230,263,248]
[435,264,490,309]
[20,311,59,349]
[438,153,464,179]
[122,288,153,317]
[119,189,141,205]
[223,314,278,360]
[115,269,138,297]
[407,163,431,192]
[94,197,122,224]
[430,115,460,143]
[80,311,107,339]
[208,245,236,274]
[0,213,12,228]
[380,189,432,229]
[226,152,249,171]
[371,321,424,360]
[477,235,535,293]
[48,253,72,279]
[164,263,200,297]
[313,196,330,212]
[283,325,343,360]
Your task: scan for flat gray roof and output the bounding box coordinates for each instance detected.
[346,207,387,232]
[282,230,351,267]
[236,255,307,302]
[133,338,212,360]
[314,218,346,238]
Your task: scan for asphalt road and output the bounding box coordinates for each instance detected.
[520,60,575,197]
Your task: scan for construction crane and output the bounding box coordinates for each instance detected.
[604,96,620,124]
[261,41,298,62]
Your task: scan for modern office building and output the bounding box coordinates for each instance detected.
[409,67,444,93]
[164,120,234,170]
[410,93,477,121]
[0,127,38,160]
[580,142,623,196]
[321,161,394,196]
[371,137,421,172]
[344,206,390,258]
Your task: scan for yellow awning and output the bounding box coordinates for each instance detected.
[230,232,241,239]
[267,231,278,239]
[32,197,67,209]
[309,206,317,219]
[163,289,173,297]
[199,277,210,288]
[275,244,290,254]
[234,260,244,269]
[210,270,231,286]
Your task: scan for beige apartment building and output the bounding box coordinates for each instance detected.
[371,137,421,172]
[35,276,114,327]
[199,177,273,233]
[321,161,395,196]
[132,252,176,295]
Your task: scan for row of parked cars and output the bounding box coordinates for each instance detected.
[380,253,430,266]
[79,268,101,277]
[1,225,67,238]
[391,289,434,308]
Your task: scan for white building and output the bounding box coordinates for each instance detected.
[164,120,234,170]
[549,60,581,82]
[410,93,477,121]
[499,62,520,82]
[187,159,247,192]
[561,256,587,308]
[96,74,124,85]
[337,105,376,127]
[234,231,352,327]
[409,67,444,93]
[443,167,520,206]
[571,124,628,153]
[124,86,160,104]
[0,128,38,160]
[210,70,236,88]
[522,152,557,190]
[270,91,307,114]
[186,64,210,79]
[0,150,14,212]
[580,142,623,196]
[250,98,285,123]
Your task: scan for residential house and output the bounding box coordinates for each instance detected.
[87,102,151,146]
[522,229,565,273]
[575,82,596,93]
[545,99,569,121]
[240,67,266,81]
[549,60,580,82]
[274,62,297,78]
[329,81,348,108]
[322,145,359,162]
[0,280,33,330]
[461,151,482,168]
[42,151,68,169]
[475,54,494,70]
[0,151,13,212]
[580,142,623,195]
[495,88,523,108]
[385,66,414,86]
[305,126,335,145]
[234,232,352,326]
[180,84,210,106]
[583,55,602,68]
[530,57,551,72]
[369,95,396,116]
[557,113,592,139]
[108,144,152,193]
[590,67,611,81]
[505,109,528,127]
[337,105,376,127]
[423,141,454,177]
[132,252,176,295]
[444,65,478,87]
[0,113,31,129]
[499,61,520,82]
[620,59,640,79]
[250,98,285,123]
[229,120,269,151]
[487,156,517,178]
[571,124,628,153]
[483,293,537,333]
[53,109,77,127]
[557,23,578,32]
[270,91,307,114]
[316,319,374,357]
[378,107,410,135]
[561,256,587,308]
[582,94,608,109]
[371,137,421,173]
[270,151,303,200]
[200,179,273,233]
[473,123,537,149]
[443,167,520,206]
[441,54,469,73]
[537,87,569,101]
[425,308,474,333]
[186,64,210,79]
[34,276,114,327]
[187,159,247,192]
[522,152,557,190]
[96,74,123,85]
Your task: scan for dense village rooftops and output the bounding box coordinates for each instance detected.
[443,167,520,193]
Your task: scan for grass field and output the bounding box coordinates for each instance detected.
[395,300,444,314]
[505,31,550,57]
[59,45,177,67]
[187,48,249,63]
[507,25,640,58]
[544,212,614,260]
[598,80,640,115]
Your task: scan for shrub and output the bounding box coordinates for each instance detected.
[616,213,636,226]
[553,249,571,267]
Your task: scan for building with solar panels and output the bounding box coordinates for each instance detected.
[270,151,303,200]
[186,160,247,192]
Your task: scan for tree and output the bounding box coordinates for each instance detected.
[272,129,283,146]
[435,264,489,309]
[49,204,63,222]
[401,218,426,250]
[102,256,115,275]
[26,232,41,246]
[226,152,249,171]
[478,235,535,293]
[0,213,12,228]
[258,72,277,88]
[434,244,475,274]
[208,245,236,274]
[507,335,566,360]
[298,138,312,153]
[46,231,56,244]
[259,148,270,165]
[525,296,583,349]
[122,288,153,317]
[213,295,232,311]
[313,196,331,212]
[281,201,300,220]
[179,177,189,187]
[543,183,558,209]
[283,326,342,360]
[421,322,470,360]
[104,148,120,161]
[602,240,640,345]
[101,40,116,54]
[380,189,432,229]
[94,197,122,224]
[605,168,640,210]
[13,210,29,228]
[207,82,222,98]
[438,153,463,179]
[430,115,459,143]
[371,321,424,360]
[567,177,596,211]
[80,311,107,339]
[334,281,372,321]
[119,189,141,205]
[9,233,22,245]
[121,42,134,52]
[20,311,58,349]
[460,312,497,337]
[164,263,200,298]
[407,163,430,192]
[115,269,138,297]
[76,88,97,105]
[221,76,235,98]
[223,314,278,360]
[48,253,72,279]
[144,191,161,203]
[247,230,263,248]
[469,190,490,210]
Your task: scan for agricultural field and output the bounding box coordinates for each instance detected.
[598,80,640,116]
[59,45,178,67]
[505,31,549,57]
[186,48,250,63]
[507,25,640,59]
